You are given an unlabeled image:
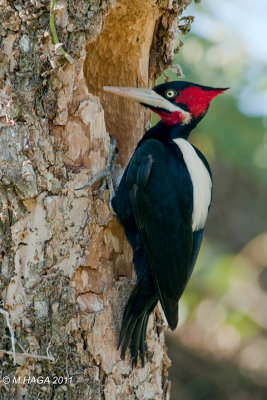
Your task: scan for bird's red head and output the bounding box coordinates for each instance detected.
[152,81,228,126]
[175,86,225,119]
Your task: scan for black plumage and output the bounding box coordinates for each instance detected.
[107,81,226,366]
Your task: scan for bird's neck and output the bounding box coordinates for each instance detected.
[138,120,198,146]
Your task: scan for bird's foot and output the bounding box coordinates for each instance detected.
[75,136,118,213]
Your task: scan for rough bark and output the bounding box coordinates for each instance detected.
[0,0,193,398]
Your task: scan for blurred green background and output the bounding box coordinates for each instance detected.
[156,1,267,398]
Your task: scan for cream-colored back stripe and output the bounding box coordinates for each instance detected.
[174,138,212,231]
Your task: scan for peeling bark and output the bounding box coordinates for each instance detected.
[0,0,193,398]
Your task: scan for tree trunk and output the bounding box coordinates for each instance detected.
[0,0,193,398]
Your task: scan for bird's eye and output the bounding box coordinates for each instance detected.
[165,89,177,99]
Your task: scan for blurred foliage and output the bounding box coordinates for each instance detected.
[167,334,267,400]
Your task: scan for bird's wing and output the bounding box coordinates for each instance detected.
[126,138,194,329]
[188,229,204,280]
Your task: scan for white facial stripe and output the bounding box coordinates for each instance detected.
[174,139,212,231]
[163,102,192,124]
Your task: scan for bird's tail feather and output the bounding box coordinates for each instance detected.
[118,281,157,366]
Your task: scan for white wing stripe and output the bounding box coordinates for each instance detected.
[173,138,212,231]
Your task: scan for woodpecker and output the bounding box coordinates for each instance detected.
[102,81,227,366]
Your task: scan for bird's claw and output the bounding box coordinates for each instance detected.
[75,136,118,214]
